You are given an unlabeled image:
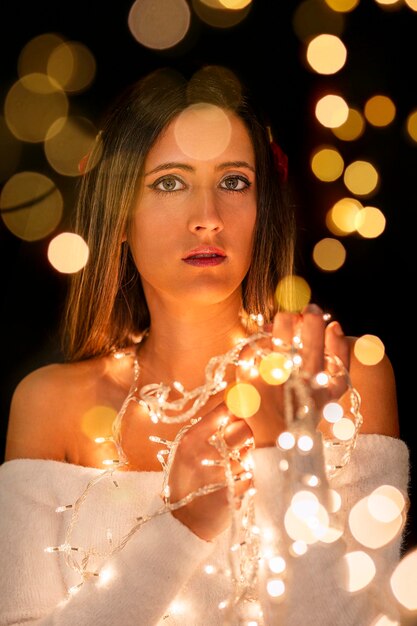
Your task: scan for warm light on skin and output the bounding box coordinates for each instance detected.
[353,334,385,365]
[129,109,257,316]
[225,382,261,418]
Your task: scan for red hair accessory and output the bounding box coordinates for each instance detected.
[267,126,288,183]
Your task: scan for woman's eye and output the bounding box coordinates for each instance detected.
[220,175,250,191]
[151,175,185,192]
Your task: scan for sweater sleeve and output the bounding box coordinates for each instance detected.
[250,434,411,626]
[0,462,214,626]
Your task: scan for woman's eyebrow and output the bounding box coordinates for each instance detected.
[144,162,194,176]
[215,161,255,173]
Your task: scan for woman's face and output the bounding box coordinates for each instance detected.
[129,104,257,311]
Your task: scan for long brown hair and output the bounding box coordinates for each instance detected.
[61,65,295,361]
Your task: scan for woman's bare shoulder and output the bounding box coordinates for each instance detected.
[4,359,104,462]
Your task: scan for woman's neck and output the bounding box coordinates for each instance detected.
[137,297,249,388]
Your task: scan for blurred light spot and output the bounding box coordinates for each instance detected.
[269,556,286,574]
[277,431,296,450]
[349,494,403,548]
[324,0,359,10]
[48,232,89,273]
[291,491,319,519]
[364,95,396,127]
[312,237,346,271]
[275,275,311,312]
[331,107,366,141]
[0,171,62,241]
[405,109,417,143]
[225,382,261,418]
[306,34,347,74]
[326,197,363,235]
[405,0,417,9]
[4,74,68,143]
[297,435,314,452]
[322,401,343,423]
[193,0,252,28]
[354,334,385,365]
[128,0,191,49]
[81,405,117,439]
[332,417,355,440]
[47,41,96,94]
[290,540,308,556]
[285,500,329,543]
[315,94,349,128]
[355,205,385,238]
[97,566,114,587]
[370,615,400,626]
[368,485,406,523]
[320,526,344,543]
[311,146,344,181]
[266,578,285,598]
[293,0,345,41]
[18,33,65,78]
[259,353,292,385]
[342,551,376,592]
[390,547,417,611]
[174,104,231,160]
[44,116,101,176]
[328,489,342,513]
[0,116,21,182]
[168,600,188,615]
[343,160,379,196]
[374,0,401,5]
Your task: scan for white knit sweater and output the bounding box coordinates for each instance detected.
[0,435,410,626]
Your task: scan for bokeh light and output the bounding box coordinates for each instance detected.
[341,551,376,592]
[293,0,345,41]
[174,103,232,160]
[17,33,65,77]
[332,417,355,440]
[193,0,252,28]
[324,0,359,10]
[47,41,96,93]
[390,547,417,611]
[0,171,63,241]
[225,382,261,418]
[47,232,89,273]
[364,95,396,127]
[368,485,406,524]
[331,107,366,141]
[275,275,311,312]
[259,353,292,385]
[315,94,349,128]
[44,116,101,176]
[312,237,346,271]
[343,160,379,196]
[355,206,386,238]
[81,405,118,440]
[349,492,404,549]
[405,109,417,143]
[306,34,347,74]
[353,334,385,365]
[322,401,344,423]
[326,197,363,235]
[311,146,344,181]
[4,74,69,143]
[128,0,191,49]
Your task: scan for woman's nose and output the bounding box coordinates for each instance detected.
[187,188,224,233]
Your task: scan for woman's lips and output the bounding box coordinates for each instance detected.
[183,254,226,267]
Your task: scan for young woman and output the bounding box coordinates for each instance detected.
[1,65,409,625]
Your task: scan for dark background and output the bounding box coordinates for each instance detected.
[0,0,415,552]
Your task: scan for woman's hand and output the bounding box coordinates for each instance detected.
[235,303,350,447]
[168,401,253,541]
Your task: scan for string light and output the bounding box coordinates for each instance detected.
[45,314,366,623]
